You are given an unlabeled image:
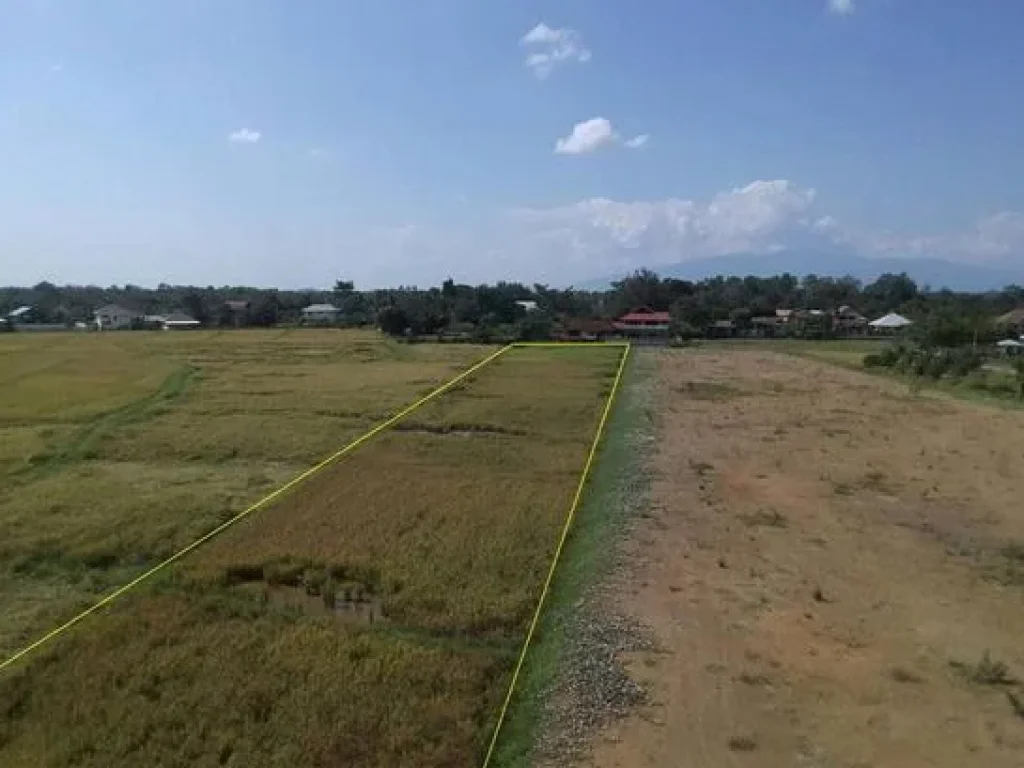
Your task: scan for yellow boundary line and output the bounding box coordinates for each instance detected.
[512,341,629,348]
[0,343,514,675]
[481,341,632,767]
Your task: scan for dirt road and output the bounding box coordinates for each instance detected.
[586,350,1024,768]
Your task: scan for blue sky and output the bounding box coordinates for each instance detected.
[2,0,1023,287]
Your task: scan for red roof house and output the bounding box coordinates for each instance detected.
[614,307,671,330]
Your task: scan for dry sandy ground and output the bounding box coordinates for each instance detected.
[586,350,1024,768]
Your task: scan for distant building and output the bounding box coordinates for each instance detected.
[301,303,341,323]
[707,319,737,338]
[162,312,201,330]
[834,305,867,334]
[9,306,35,322]
[751,315,783,337]
[94,304,139,330]
[614,307,671,335]
[997,308,1024,335]
[868,312,913,332]
[515,300,539,313]
[556,317,617,342]
[142,314,167,327]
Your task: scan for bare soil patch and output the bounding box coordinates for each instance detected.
[584,350,1024,768]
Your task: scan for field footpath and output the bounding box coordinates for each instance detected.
[0,341,631,695]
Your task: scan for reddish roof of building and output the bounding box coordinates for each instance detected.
[617,310,671,323]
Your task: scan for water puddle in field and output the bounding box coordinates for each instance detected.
[391,421,527,438]
[264,585,387,626]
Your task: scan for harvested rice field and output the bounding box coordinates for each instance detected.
[0,331,623,767]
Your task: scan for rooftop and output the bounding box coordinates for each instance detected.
[997,308,1024,325]
[617,307,671,323]
[163,312,199,324]
[94,304,135,315]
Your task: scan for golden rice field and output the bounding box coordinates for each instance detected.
[0,330,622,767]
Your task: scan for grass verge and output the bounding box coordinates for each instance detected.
[708,339,1024,411]
[488,348,655,767]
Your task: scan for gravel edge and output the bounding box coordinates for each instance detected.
[533,350,660,765]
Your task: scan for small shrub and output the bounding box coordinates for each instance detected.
[949,348,985,379]
[951,650,1016,686]
[737,672,771,686]
[741,509,788,528]
[889,667,924,684]
[728,735,758,752]
[923,350,952,380]
[302,567,328,597]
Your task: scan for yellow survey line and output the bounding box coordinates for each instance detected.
[512,341,630,348]
[481,341,632,767]
[0,343,514,675]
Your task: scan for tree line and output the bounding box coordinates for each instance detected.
[2,271,1023,343]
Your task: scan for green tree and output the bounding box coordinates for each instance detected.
[377,306,409,337]
[181,290,210,324]
[246,293,280,327]
[863,272,918,315]
[611,269,669,314]
[515,312,553,341]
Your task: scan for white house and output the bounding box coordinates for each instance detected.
[869,312,913,330]
[515,300,539,312]
[162,312,201,330]
[301,303,341,323]
[94,304,139,330]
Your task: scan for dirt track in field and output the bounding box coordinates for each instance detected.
[584,350,1024,768]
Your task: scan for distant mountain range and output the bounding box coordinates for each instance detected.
[578,251,1024,293]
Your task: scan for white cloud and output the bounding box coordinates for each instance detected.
[554,119,650,155]
[228,128,261,144]
[886,211,1024,264]
[828,0,855,15]
[500,180,829,279]
[555,118,618,155]
[520,22,591,79]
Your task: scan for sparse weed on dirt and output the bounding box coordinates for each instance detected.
[951,650,1017,687]
[741,509,788,528]
[675,380,745,401]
